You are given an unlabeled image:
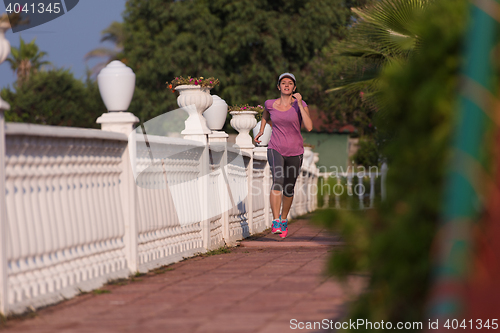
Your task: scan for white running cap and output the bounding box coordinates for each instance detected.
[278,72,296,85]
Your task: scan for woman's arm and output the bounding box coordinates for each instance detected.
[255,106,271,143]
[259,107,270,131]
[293,93,313,132]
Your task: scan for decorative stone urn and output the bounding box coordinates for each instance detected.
[230,111,257,148]
[252,121,272,147]
[203,95,227,131]
[97,61,136,112]
[176,85,213,135]
[0,18,11,110]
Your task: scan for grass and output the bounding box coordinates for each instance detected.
[92,289,111,295]
[107,278,129,286]
[201,246,231,257]
[0,306,38,327]
[153,266,175,274]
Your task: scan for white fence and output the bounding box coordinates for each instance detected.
[0,121,319,315]
[318,164,387,209]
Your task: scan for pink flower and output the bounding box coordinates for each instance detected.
[360,91,364,98]
[243,107,247,110]
[210,81,213,84]
[190,78,193,82]
[195,81,199,85]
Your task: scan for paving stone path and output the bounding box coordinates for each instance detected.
[1,217,366,333]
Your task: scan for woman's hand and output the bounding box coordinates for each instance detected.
[293,93,302,104]
[293,93,313,131]
[254,131,264,143]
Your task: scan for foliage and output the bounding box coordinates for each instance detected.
[326,0,428,99]
[228,104,263,112]
[316,0,469,328]
[122,0,355,123]
[1,68,106,128]
[305,0,428,140]
[6,37,51,84]
[352,137,379,167]
[84,21,126,76]
[168,76,220,89]
[228,104,264,121]
[0,13,28,28]
[302,48,376,136]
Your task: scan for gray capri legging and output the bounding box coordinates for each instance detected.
[267,148,303,197]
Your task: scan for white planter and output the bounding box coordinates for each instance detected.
[230,111,257,148]
[97,61,136,112]
[176,85,213,135]
[252,120,272,147]
[203,95,227,130]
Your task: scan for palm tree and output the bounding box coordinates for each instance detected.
[84,21,125,76]
[327,0,428,100]
[6,37,51,84]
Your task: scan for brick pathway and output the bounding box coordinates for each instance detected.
[1,217,366,333]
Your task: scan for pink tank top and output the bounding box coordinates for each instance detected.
[265,99,306,156]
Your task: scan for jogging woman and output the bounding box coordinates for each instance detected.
[254,73,313,238]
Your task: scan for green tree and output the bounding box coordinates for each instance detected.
[6,37,51,84]
[122,0,354,122]
[1,68,106,128]
[84,21,126,76]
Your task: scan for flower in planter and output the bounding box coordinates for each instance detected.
[229,104,264,121]
[167,76,220,91]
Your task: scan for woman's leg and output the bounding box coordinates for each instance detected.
[281,154,303,219]
[281,195,294,220]
[267,149,285,220]
[270,190,282,220]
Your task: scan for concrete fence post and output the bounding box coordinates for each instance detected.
[253,147,270,229]
[241,148,254,234]
[97,112,140,272]
[183,134,210,250]
[208,131,229,246]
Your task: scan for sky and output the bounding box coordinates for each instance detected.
[0,0,126,89]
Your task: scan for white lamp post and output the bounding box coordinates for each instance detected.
[96,61,139,134]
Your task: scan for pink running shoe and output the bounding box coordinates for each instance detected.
[279,219,288,238]
[271,217,282,234]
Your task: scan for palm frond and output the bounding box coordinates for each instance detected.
[100,21,125,48]
[84,48,119,61]
[350,0,428,55]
